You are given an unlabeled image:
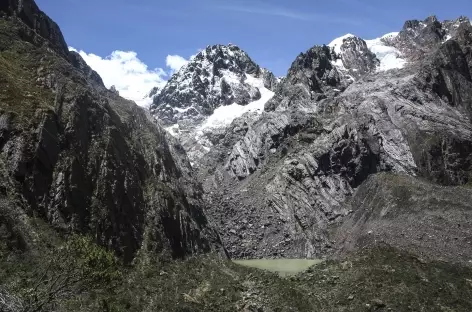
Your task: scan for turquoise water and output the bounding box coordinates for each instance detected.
[233,259,322,276]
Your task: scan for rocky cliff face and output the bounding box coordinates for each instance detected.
[329,34,379,80]
[197,16,472,259]
[149,44,278,163]
[393,16,471,59]
[0,0,68,57]
[0,0,219,263]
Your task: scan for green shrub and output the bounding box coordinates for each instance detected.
[63,235,121,285]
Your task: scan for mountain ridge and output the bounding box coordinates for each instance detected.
[194,14,472,259]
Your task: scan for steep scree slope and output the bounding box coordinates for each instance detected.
[336,173,472,265]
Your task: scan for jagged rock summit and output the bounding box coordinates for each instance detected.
[149,44,279,163]
[152,45,262,122]
[327,16,472,77]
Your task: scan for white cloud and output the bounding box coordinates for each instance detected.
[69,47,199,107]
[166,55,189,73]
[69,47,168,107]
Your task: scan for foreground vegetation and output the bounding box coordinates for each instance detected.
[2,229,472,312]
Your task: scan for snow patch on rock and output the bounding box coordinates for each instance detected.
[200,74,274,130]
[365,32,407,71]
[328,32,407,73]
[328,34,356,55]
[163,73,275,163]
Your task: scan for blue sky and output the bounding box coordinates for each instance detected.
[36,0,472,105]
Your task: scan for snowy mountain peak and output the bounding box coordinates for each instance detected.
[327,31,406,75]
[326,31,407,74]
[328,33,356,55]
[325,16,471,81]
[149,43,277,163]
[328,34,380,79]
[149,44,273,126]
[199,44,246,58]
[393,16,472,58]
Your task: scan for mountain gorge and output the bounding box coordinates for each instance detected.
[1,1,472,311]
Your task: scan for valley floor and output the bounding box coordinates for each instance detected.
[2,240,472,312]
